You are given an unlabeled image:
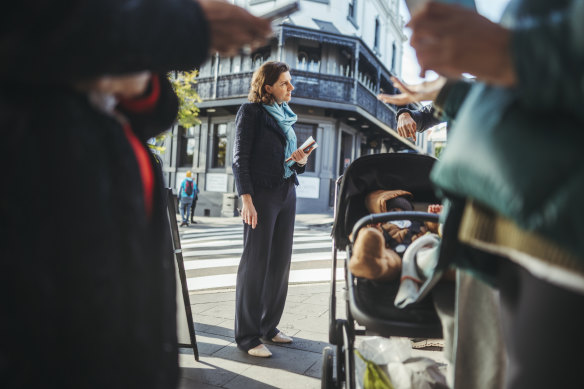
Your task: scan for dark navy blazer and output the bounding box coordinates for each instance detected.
[232,102,305,196]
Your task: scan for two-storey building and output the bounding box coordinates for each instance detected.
[158,0,413,215]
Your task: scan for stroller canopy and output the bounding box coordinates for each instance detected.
[332,153,439,248]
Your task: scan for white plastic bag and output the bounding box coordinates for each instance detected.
[355,337,448,389]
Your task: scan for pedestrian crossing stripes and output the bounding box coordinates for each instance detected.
[179,224,345,291]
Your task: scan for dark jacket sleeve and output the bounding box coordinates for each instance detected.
[1,0,210,83]
[291,163,306,175]
[118,75,178,142]
[232,104,257,196]
[396,104,441,133]
[118,74,179,141]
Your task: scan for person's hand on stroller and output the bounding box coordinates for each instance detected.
[240,194,258,229]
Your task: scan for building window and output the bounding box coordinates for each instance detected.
[296,46,321,72]
[309,57,320,72]
[213,55,219,74]
[347,0,358,27]
[295,123,317,172]
[391,42,397,72]
[211,123,228,168]
[252,53,264,69]
[252,47,272,69]
[348,0,356,20]
[179,126,195,167]
[219,57,231,75]
[297,52,309,71]
[232,56,242,73]
[374,18,380,51]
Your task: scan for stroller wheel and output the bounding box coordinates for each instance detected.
[321,346,335,389]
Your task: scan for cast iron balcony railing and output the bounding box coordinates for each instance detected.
[196,71,396,128]
[194,25,398,129]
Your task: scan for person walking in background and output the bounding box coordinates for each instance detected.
[0,1,271,387]
[232,61,315,358]
[178,171,197,227]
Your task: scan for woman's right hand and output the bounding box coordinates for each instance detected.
[240,194,258,229]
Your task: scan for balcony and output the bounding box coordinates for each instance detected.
[291,70,353,104]
[196,72,253,100]
[194,25,398,129]
[196,70,396,128]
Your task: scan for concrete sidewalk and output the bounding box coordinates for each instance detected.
[179,282,343,389]
[177,213,337,388]
[177,213,445,388]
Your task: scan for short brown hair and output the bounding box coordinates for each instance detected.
[247,61,290,104]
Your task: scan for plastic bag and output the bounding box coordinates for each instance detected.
[355,337,448,389]
[355,349,394,389]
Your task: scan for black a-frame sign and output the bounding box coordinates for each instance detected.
[166,188,199,361]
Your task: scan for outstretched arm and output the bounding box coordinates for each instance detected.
[1,0,271,83]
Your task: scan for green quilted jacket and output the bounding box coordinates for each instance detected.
[431,0,584,265]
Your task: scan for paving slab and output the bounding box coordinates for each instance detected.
[194,314,228,327]
[180,263,446,388]
[211,342,321,376]
[265,331,330,354]
[278,312,330,334]
[193,332,233,356]
[179,353,253,387]
[194,321,235,339]
[193,301,236,320]
[190,290,236,304]
[281,300,329,317]
[224,364,321,389]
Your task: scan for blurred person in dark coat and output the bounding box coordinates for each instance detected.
[385,1,584,387]
[0,1,271,387]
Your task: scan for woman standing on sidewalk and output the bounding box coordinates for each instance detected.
[232,61,314,357]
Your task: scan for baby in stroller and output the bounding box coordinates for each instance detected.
[349,189,442,281]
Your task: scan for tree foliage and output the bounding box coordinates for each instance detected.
[149,70,202,154]
[169,70,203,129]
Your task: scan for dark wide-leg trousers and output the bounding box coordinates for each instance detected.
[235,180,296,351]
[497,259,584,389]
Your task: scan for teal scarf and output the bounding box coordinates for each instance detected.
[263,102,298,178]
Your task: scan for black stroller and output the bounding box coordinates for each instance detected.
[322,153,453,389]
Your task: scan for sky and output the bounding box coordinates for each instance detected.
[398,0,511,84]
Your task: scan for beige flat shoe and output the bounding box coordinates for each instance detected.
[271,331,293,343]
[248,344,272,358]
